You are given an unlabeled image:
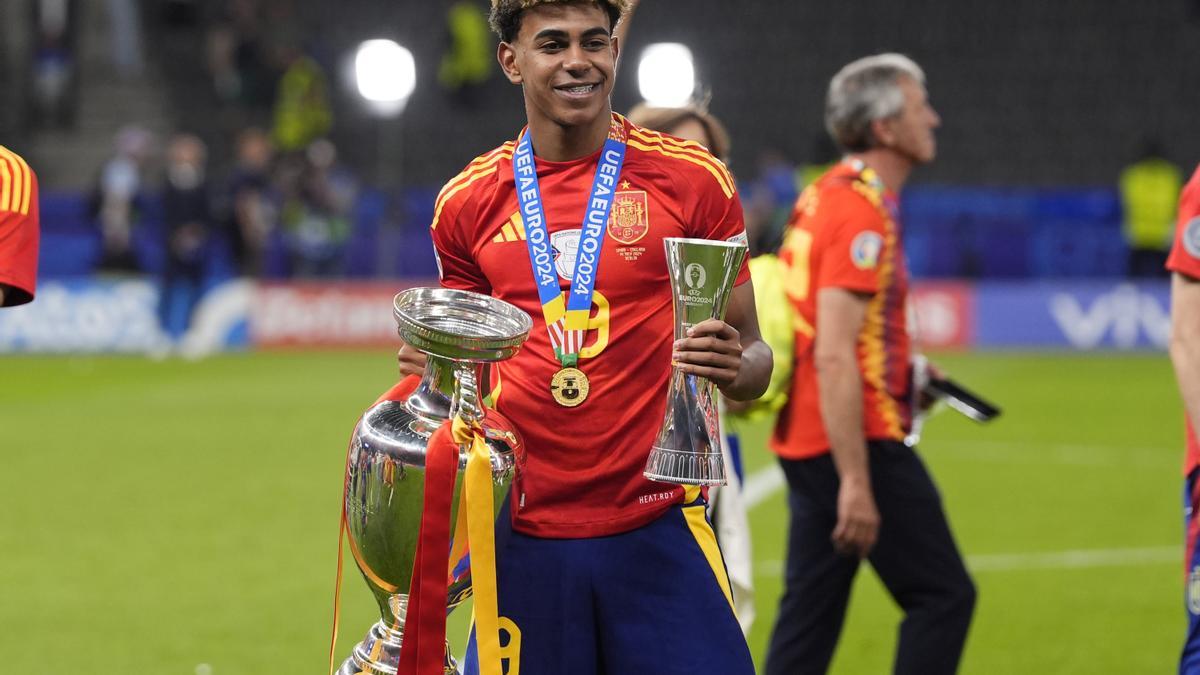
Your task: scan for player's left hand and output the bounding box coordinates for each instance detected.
[916,359,946,413]
[673,319,742,389]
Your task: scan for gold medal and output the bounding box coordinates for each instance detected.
[549,367,589,407]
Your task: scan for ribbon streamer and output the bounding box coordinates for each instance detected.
[455,416,502,674]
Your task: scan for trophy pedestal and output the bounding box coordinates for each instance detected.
[644,446,726,486]
[336,595,458,675]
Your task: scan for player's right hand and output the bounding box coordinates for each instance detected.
[832,480,880,558]
[397,341,427,379]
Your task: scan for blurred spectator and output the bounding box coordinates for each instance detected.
[744,148,800,257]
[159,134,213,340]
[272,47,333,153]
[279,139,356,276]
[30,0,79,128]
[1120,139,1182,277]
[439,0,493,106]
[106,0,145,78]
[207,0,273,108]
[222,127,278,276]
[92,125,155,272]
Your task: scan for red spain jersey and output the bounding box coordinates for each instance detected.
[771,161,912,459]
[0,145,38,307]
[1166,163,1200,474]
[430,114,750,538]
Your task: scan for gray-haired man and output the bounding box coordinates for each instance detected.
[765,53,975,675]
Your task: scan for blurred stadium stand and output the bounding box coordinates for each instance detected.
[4,0,1200,283]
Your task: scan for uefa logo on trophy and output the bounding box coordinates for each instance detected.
[336,287,532,675]
[644,237,747,486]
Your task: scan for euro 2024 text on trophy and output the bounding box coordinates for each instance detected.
[644,237,747,486]
[336,287,532,675]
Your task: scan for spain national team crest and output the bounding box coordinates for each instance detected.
[607,190,650,244]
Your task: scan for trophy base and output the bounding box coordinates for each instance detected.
[643,446,726,486]
[336,619,459,675]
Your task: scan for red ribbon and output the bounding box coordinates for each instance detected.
[396,418,460,674]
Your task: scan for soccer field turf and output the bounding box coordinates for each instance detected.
[0,350,1185,673]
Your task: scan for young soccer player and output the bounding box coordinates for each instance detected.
[397,1,771,671]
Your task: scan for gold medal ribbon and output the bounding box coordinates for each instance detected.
[452,415,504,675]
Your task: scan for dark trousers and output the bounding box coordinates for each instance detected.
[765,441,976,675]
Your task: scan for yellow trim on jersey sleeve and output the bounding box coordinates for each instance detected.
[0,159,10,212]
[431,144,514,230]
[0,146,32,215]
[627,130,735,199]
[629,128,735,188]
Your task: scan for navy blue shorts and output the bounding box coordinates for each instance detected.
[462,499,754,675]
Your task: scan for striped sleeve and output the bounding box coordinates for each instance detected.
[0,145,39,306]
[429,144,513,294]
[627,127,750,285]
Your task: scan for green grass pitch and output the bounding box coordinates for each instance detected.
[0,350,1186,673]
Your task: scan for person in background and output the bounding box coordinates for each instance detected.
[30,0,80,128]
[1166,161,1200,674]
[158,133,212,343]
[93,125,154,272]
[1121,139,1182,278]
[223,127,278,276]
[0,145,40,308]
[279,138,355,277]
[767,53,975,675]
[272,46,333,154]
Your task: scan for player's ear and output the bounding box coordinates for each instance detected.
[498,42,522,84]
[610,33,620,64]
[870,117,895,148]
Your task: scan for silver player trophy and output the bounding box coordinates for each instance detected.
[337,287,532,675]
[644,237,747,486]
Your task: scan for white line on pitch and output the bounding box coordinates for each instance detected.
[753,545,1180,575]
[742,464,785,511]
[740,439,1176,512]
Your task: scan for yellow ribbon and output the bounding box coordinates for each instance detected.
[452,416,503,675]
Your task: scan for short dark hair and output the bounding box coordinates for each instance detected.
[489,0,626,43]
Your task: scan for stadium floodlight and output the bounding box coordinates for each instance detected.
[355,39,416,117]
[637,43,696,108]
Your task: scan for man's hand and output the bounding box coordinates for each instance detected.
[397,341,427,379]
[913,355,945,415]
[833,478,880,558]
[673,319,743,389]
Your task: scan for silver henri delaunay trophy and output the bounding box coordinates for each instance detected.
[337,288,532,675]
[644,237,747,486]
